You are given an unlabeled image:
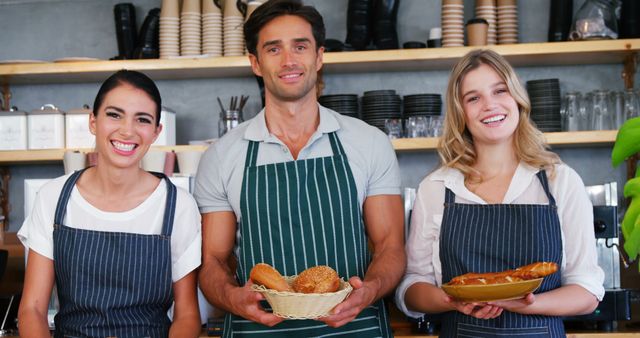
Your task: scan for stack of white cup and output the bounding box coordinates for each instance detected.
[223,0,245,56]
[497,0,518,44]
[441,0,464,47]
[202,0,223,57]
[181,0,202,56]
[475,0,497,45]
[160,0,180,58]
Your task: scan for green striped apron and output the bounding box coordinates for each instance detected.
[224,132,391,337]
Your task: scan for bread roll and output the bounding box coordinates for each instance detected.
[250,263,292,292]
[292,266,340,294]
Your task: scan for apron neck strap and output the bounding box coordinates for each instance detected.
[150,172,177,236]
[535,169,557,206]
[54,168,87,226]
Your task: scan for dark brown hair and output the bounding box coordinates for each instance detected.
[243,0,325,56]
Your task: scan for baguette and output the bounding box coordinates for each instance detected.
[447,262,558,286]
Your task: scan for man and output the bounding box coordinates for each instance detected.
[194,0,405,336]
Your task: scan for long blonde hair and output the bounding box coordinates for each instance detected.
[437,49,560,180]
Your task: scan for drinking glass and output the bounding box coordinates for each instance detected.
[385,118,404,139]
[405,116,429,138]
[624,88,640,121]
[612,91,625,129]
[218,109,243,137]
[562,92,582,131]
[590,90,613,130]
[430,116,444,137]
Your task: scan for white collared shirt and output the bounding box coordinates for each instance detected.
[395,162,605,318]
[194,104,401,220]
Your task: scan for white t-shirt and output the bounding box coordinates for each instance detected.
[395,162,605,318]
[18,174,202,282]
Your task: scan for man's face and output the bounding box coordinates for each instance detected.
[249,15,324,103]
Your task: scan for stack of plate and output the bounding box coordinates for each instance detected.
[475,0,497,45]
[159,0,180,59]
[318,94,359,119]
[361,90,402,131]
[497,0,518,44]
[442,0,464,47]
[223,0,245,56]
[202,0,223,57]
[527,79,561,132]
[181,0,202,56]
[403,94,442,117]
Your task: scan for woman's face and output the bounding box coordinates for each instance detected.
[89,83,161,170]
[460,63,519,147]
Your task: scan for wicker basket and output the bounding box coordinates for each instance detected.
[251,276,353,319]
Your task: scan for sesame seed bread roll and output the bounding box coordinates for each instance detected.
[292,266,340,294]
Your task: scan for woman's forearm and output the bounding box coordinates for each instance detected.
[520,284,599,316]
[169,316,201,338]
[405,282,454,314]
[18,309,50,338]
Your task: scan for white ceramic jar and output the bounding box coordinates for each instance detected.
[28,104,65,149]
[65,105,95,149]
[0,107,28,150]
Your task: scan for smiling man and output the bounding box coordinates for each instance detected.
[193,0,406,337]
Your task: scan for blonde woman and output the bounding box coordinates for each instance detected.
[395,49,604,337]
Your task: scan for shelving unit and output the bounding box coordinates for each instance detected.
[0,130,617,164]
[0,39,633,163]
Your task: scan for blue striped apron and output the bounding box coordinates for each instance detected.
[439,170,564,338]
[52,169,176,338]
[224,132,391,337]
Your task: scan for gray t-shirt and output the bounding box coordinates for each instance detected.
[194,104,401,222]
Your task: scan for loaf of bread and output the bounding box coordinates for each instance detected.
[447,261,558,286]
[249,263,292,292]
[292,266,340,294]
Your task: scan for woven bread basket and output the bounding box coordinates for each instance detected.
[251,276,353,319]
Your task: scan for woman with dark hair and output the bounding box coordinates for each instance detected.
[395,50,604,337]
[18,70,202,338]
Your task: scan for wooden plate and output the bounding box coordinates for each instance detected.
[441,278,543,302]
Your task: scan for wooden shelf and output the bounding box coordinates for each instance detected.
[391,130,617,151]
[0,131,616,164]
[1,39,638,85]
[0,145,208,165]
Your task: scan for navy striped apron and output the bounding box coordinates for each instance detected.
[224,132,391,337]
[52,169,176,338]
[439,170,564,338]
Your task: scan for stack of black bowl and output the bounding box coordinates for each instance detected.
[346,0,373,50]
[372,0,400,49]
[361,90,402,131]
[319,94,360,119]
[526,79,562,132]
[403,94,442,118]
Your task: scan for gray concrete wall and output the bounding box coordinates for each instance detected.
[0,0,634,231]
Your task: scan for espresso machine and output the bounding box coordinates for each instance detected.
[563,182,631,331]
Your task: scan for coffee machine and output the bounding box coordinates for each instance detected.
[563,182,631,331]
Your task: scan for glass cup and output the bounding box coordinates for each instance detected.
[624,88,640,121]
[218,109,243,137]
[562,92,582,131]
[590,90,613,130]
[385,118,404,139]
[430,116,444,137]
[405,116,429,138]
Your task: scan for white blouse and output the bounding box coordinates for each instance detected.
[395,162,605,318]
